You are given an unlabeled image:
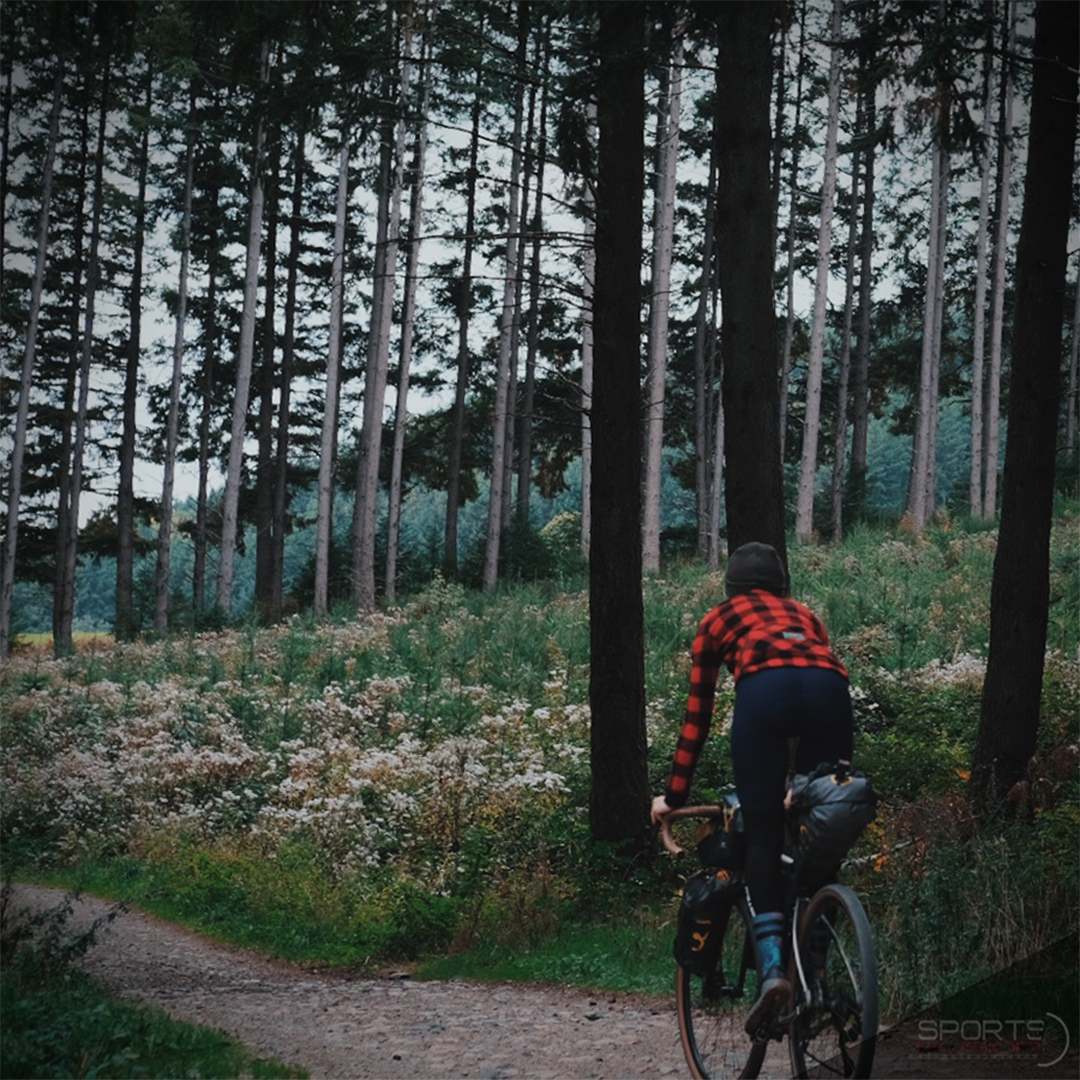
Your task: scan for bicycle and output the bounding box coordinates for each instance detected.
[660,800,878,1080]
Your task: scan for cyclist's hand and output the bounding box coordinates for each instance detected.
[650,794,673,824]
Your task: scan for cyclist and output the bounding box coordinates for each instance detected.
[650,541,854,1036]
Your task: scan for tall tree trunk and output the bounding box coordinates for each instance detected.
[779,0,808,458]
[314,138,350,619]
[795,0,843,544]
[386,24,432,604]
[270,120,307,623]
[116,61,152,642]
[589,0,649,848]
[53,90,89,651]
[57,61,111,657]
[694,108,719,561]
[0,61,63,660]
[217,38,270,615]
[482,9,528,593]
[193,238,218,615]
[848,29,877,519]
[642,23,684,574]
[708,342,725,571]
[983,3,1015,520]
[255,147,279,618]
[1066,262,1080,463]
[969,41,995,516]
[923,135,949,517]
[516,16,551,531]
[973,0,1077,808]
[0,50,13,301]
[907,95,947,531]
[154,89,196,635]
[718,2,787,560]
[443,66,483,580]
[579,108,597,561]
[830,147,862,543]
[355,14,411,612]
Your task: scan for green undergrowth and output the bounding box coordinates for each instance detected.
[416,911,674,995]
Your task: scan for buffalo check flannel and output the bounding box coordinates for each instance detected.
[663,590,848,807]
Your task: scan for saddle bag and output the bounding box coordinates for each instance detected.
[791,764,877,884]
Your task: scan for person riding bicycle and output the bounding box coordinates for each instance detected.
[650,541,854,1037]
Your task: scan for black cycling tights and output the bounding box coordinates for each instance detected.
[730,667,854,914]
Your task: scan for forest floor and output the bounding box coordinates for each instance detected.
[10,886,1076,1079]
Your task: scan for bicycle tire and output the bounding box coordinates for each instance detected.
[676,892,768,1080]
[788,883,878,1079]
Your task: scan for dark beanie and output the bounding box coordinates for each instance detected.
[725,541,788,597]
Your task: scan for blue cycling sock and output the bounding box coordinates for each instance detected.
[752,912,785,975]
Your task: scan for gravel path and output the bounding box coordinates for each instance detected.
[10,885,791,1080]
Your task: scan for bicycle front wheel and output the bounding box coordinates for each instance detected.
[789,883,878,1079]
[676,894,768,1080]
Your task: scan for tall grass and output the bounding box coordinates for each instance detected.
[2,513,1077,1020]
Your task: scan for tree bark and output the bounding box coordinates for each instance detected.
[973,0,1078,809]
[779,0,808,460]
[516,15,551,532]
[0,60,63,660]
[482,9,528,593]
[693,96,719,561]
[270,119,307,623]
[983,3,1015,520]
[579,107,597,561]
[314,138,350,619]
[907,85,948,532]
[589,1,649,848]
[969,41,995,516]
[642,23,684,574]
[355,10,412,611]
[217,37,270,616]
[116,61,152,642]
[154,89,196,635]
[57,60,110,656]
[795,0,843,544]
[1066,263,1080,463]
[443,68,483,580]
[386,23,432,605]
[848,47,877,518]
[830,145,862,544]
[717,2,787,561]
[254,146,279,619]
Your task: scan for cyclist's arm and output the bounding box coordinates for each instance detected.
[663,611,726,807]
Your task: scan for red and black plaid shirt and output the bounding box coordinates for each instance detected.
[663,590,847,807]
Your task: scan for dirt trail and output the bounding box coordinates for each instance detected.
[10,885,791,1079]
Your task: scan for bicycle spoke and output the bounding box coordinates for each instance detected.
[789,885,877,1080]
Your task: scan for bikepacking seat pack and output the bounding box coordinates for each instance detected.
[790,763,877,883]
[674,867,739,975]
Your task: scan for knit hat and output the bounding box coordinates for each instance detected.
[725,541,788,597]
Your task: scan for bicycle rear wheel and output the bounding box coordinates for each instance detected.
[789,883,878,1079]
[676,894,768,1079]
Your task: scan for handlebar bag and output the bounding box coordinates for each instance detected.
[694,793,746,871]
